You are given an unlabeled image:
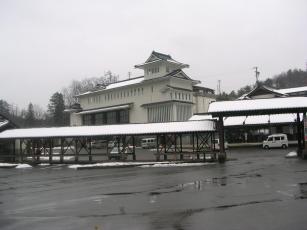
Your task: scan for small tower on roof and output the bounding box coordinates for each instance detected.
[135,51,189,80]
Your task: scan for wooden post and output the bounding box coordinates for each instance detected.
[19,139,23,163]
[88,137,92,163]
[60,138,64,163]
[49,139,53,164]
[297,113,302,157]
[218,116,226,163]
[156,135,160,161]
[12,140,16,163]
[163,134,167,161]
[132,136,136,160]
[179,134,183,160]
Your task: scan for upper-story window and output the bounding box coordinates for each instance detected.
[147,67,159,74]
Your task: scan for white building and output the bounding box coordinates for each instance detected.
[68,51,215,126]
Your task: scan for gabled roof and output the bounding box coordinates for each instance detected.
[76,76,144,97]
[238,85,286,100]
[0,112,19,129]
[135,51,189,69]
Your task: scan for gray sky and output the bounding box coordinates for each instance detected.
[0,0,306,109]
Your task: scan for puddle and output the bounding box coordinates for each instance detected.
[295,182,307,199]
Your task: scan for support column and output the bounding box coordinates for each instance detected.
[132,136,136,160]
[49,139,53,164]
[19,139,23,163]
[179,134,183,160]
[297,113,302,157]
[60,138,64,163]
[218,116,226,163]
[163,134,167,161]
[88,137,92,163]
[156,135,160,161]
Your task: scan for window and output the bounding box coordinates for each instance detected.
[83,115,92,126]
[95,113,104,125]
[119,110,129,123]
[107,111,117,124]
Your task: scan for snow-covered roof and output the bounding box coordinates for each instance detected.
[77,104,131,115]
[208,97,307,116]
[277,86,307,94]
[189,115,214,121]
[0,120,9,128]
[190,114,300,126]
[0,120,216,139]
[77,77,144,97]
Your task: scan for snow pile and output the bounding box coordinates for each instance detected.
[285,151,297,158]
[16,164,32,169]
[69,161,214,169]
[139,162,212,168]
[0,163,18,168]
[68,162,158,169]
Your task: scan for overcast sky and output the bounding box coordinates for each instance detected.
[0,0,306,109]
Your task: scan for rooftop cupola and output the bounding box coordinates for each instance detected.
[135,51,189,80]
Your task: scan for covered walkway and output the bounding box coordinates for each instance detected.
[0,120,217,164]
[207,97,307,162]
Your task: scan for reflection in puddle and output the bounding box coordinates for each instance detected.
[296,182,307,199]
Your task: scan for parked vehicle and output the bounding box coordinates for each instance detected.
[91,140,107,149]
[109,146,133,160]
[263,134,288,149]
[213,139,228,150]
[141,138,156,149]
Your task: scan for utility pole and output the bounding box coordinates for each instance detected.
[217,80,221,95]
[128,72,131,79]
[253,67,260,84]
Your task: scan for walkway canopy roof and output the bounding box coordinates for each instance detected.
[208,97,307,117]
[0,120,215,140]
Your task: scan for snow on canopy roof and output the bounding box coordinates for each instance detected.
[190,114,300,126]
[0,120,215,139]
[77,77,144,97]
[208,97,307,115]
[276,86,307,94]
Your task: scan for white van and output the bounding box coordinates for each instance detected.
[141,138,156,149]
[263,134,288,149]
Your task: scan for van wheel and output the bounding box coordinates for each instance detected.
[264,145,269,149]
[282,144,287,149]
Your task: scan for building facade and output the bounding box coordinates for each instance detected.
[68,51,215,126]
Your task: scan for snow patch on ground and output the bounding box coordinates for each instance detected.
[0,163,32,168]
[68,162,161,169]
[69,161,214,169]
[285,151,297,158]
[15,164,32,169]
[139,162,212,168]
[0,163,18,168]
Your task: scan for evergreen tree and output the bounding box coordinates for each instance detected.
[48,92,66,126]
[25,103,35,127]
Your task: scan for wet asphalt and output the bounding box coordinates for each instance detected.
[0,147,307,230]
